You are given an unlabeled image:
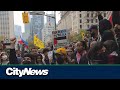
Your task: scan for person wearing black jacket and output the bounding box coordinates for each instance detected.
[9,38,19,64]
[97,12,114,42]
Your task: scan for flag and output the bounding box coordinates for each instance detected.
[34,34,45,49]
[54,38,57,46]
[107,11,113,25]
[18,36,28,48]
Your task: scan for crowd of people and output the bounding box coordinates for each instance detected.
[0,11,120,65]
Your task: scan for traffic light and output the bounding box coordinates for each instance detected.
[22,12,29,24]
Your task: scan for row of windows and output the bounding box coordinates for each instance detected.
[87,19,98,23]
[0,34,9,38]
[79,13,106,18]
[79,19,98,23]
[0,16,9,19]
[0,22,9,25]
[0,14,9,18]
[0,27,9,30]
[79,25,95,29]
[86,13,106,17]
[0,12,8,15]
[0,32,9,34]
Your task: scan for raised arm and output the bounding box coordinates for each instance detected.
[9,38,19,64]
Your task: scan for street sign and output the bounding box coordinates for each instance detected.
[29,11,45,15]
[52,29,68,48]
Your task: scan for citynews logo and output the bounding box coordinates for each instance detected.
[6,67,49,77]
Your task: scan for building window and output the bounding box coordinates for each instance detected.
[79,14,81,18]
[79,11,81,12]
[104,13,106,17]
[95,13,97,16]
[91,13,93,17]
[80,19,82,23]
[87,13,89,17]
[91,19,93,23]
[87,19,89,23]
[87,25,89,28]
[96,19,98,23]
[80,25,82,29]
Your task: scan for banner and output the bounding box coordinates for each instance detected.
[34,35,45,49]
[52,29,68,48]
[1,65,120,79]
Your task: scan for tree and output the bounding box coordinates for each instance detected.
[79,29,87,40]
[68,29,87,43]
[68,33,80,42]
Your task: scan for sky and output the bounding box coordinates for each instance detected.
[14,11,60,33]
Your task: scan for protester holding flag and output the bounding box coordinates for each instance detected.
[18,36,28,49]
[34,34,45,49]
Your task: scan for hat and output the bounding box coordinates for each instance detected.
[87,25,98,31]
[56,48,66,55]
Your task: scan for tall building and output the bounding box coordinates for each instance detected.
[22,32,28,41]
[14,25,22,39]
[60,11,67,18]
[22,12,32,42]
[42,26,46,44]
[0,11,14,43]
[22,23,31,41]
[57,11,72,37]
[14,25,22,49]
[30,12,44,40]
[57,11,110,35]
[42,14,55,45]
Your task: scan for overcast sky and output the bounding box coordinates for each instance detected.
[14,11,60,32]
